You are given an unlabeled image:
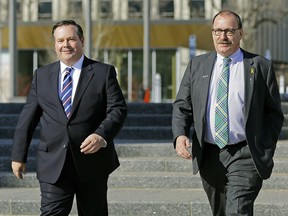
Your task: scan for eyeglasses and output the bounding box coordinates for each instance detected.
[212,28,241,36]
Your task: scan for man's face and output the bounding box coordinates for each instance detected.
[212,14,243,57]
[53,25,84,66]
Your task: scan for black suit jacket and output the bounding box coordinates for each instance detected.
[11,56,127,183]
[172,49,284,179]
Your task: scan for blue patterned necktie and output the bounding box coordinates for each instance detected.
[215,58,231,149]
[61,67,73,118]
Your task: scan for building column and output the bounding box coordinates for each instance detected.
[30,0,38,21]
[150,0,159,19]
[22,0,30,21]
[120,0,128,20]
[174,0,190,20]
[112,0,121,20]
[59,0,69,19]
[205,0,220,20]
[0,0,8,22]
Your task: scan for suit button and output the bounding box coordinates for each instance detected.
[63,144,67,149]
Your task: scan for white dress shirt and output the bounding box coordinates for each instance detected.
[205,49,246,145]
[59,55,84,103]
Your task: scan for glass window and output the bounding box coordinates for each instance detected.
[99,0,112,19]
[156,50,174,101]
[16,50,53,97]
[0,1,8,21]
[159,0,174,19]
[68,0,82,19]
[38,0,52,20]
[130,50,144,102]
[189,0,205,18]
[17,50,33,96]
[102,50,144,102]
[16,0,22,20]
[222,0,229,8]
[128,0,143,19]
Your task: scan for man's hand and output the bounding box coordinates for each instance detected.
[175,135,192,159]
[80,133,106,154]
[11,161,26,179]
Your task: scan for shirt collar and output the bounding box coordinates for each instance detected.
[216,48,243,66]
[60,55,84,74]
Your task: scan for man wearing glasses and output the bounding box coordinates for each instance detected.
[172,10,283,215]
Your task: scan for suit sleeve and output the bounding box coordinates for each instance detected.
[11,70,42,162]
[265,63,284,143]
[172,60,194,147]
[94,65,127,143]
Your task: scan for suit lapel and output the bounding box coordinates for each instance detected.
[201,52,217,111]
[48,63,60,99]
[243,52,255,123]
[199,52,216,142]
[70,57,94,116]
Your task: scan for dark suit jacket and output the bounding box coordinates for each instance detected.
[11,56,127,183]
[172,49,284,180]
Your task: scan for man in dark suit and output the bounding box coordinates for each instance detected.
[11,20,127,216]
[172,10,283,215]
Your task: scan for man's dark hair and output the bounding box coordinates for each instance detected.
[52,19,84,39]
[212,10,243,29]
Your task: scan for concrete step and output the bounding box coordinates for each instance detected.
[0,103,174,141]
[2,126,288,141]
[0,114,172,127]
[2,141,288,172]
[281,102,288,113]
[2,155,288,174]
[0,103,173,115]
[1,140,180,161]
[1,102,288,141]
[279,127,288,139]
[2,140,288,158]
[0,114,18,127]
[1,141,288,171]
[0,126,174,140]
[283,114,288,127]
[1,170,287,190]
[2,141,288,215]
[0,187,288,216]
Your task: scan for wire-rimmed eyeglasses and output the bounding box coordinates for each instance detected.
[212,28,241,36]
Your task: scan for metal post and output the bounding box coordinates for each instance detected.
[0,24,2,101]
[154,73,161,103]
[128,50,132,102]
[9,0,17,99]
[0,24,2,72]
[104,50,109,63]
[143,0,150,92]
[33,50,38,73]
[85,0,92,58]
[176,48,181,93]
[151,50,156,102]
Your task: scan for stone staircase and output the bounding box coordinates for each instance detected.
[0,102,288,216]
[1,142,288,216]
[0,102,287,141]
[0,103,173,142]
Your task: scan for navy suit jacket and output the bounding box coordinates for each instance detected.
[172,49,284,179]
[11,56,127,183]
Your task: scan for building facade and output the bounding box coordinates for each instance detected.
[0,0,287,102]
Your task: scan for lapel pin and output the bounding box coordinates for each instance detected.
[250,68,255,74]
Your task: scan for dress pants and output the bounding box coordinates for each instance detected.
[39,149,109,216]
[199,141,263,216]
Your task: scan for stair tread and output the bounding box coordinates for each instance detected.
[1,187,288,204]
[1,171,288,178]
